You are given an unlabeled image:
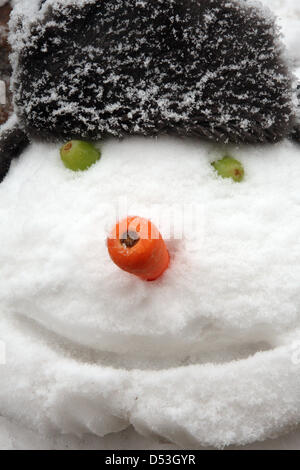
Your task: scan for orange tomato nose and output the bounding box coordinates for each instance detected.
[107,216,170,281]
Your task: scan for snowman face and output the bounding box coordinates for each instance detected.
[1,135,300,447]
[1,0,300,451]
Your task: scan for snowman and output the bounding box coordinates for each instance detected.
[0,0,300,449]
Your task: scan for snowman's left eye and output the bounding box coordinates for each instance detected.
[211,156,244,182]
[60,140,101,171]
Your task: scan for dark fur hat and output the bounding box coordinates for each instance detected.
[0,0,298,182]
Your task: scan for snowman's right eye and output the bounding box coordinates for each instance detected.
[60,140,101,172]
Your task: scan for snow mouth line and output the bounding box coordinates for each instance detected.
[14,314,273,370]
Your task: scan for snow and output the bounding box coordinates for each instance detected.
[261,0,300,68]
[1,137,300,447]
[0,0,300,450]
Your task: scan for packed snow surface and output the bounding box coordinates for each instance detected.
[1,137,300,447]
[0,0,300,449]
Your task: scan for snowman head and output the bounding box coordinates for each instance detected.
[1,0,300,449]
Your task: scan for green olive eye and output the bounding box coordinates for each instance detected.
[60,140,101,171]
[212,156,244,182]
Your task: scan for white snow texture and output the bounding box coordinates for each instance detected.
[0,0,300,449]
